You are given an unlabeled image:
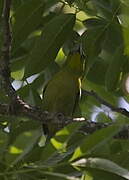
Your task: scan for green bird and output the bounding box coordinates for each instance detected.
[42,49,85,139]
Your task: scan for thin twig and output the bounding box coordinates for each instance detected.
[82,90,129,118]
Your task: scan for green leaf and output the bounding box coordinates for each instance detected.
[85,168,125,180]
[121,0,129,7]
[42,171,80,180]
[86,57,108,85]
[62,31,80,56]
[39,123,82,166]
[11,56,26,80]
[12,0,45,53]
[25,13,76,77]
[12,0,23,10]
[75,0,94,15]
[0,89,10,103]
[91,0,115,19]
[51,123,82,150]
[123,27,129,56]
[70,125,123,161]
[73,157,129,180]
[79,93,100,119]
[40,12,57,28]
[17,85,30,102]
[0,129,8,157]
[29,88,42,106]
[10,130,41,166]
[102,23,123,53]
[110,144,129,170]
[110,0,121,15]
[81,26,105,74]
[44,0,60,11]
[8,119,40,145]
[81,171,93,180]
[6,129,41,165]
[17,83,42,106]
[82,28,103,59]
[105,46,126,91]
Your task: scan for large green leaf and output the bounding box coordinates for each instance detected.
[25,13,76,77]
[12,0,24,10]
[91,0,119,19]
[8,118,41,145]
[39,12,57,29]
[12,0,45,53]
[83,169,126,180]
[82,18,106,74]
[105,46,126,91]
[82,28,103,59]
[17,83,42,106]
[62,31,80,56]
[70,125,123,161]
[10,130,41,166]
[109,0,121,15]
[73,157,129,180]
[6,129,41,165]
[86,57,108,85]
[102,23,123,53]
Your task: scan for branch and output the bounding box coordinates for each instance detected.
[0,95,129,139]
[0,100,129,139]
[82,90,129,118]
[0,0,18,107]
[0,98,86,124]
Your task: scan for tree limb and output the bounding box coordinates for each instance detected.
[0,0,18,108]
[0,100,129,139]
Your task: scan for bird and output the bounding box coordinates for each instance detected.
[42,47,85,139]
